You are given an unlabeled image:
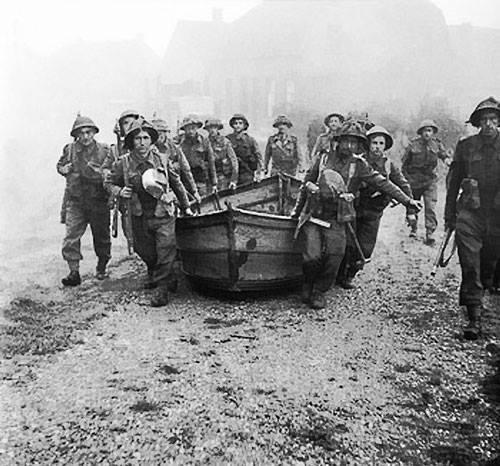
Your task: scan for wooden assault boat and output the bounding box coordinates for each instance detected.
[175,174,304,291]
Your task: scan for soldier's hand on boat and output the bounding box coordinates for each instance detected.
[183,207,194,217]
[254,172,263,183]
[59,163,73,176]
[229,182,237,190]
[194,192,202,204]
[212,185,218,194]
[305,181,319,195]
[407,199,423,212]
[119,187,133,199]
[339,193,355,202]
[290,208,300,219]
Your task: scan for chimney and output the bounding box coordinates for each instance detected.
[212,8,223,23]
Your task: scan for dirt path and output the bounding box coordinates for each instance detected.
[1,206,499,465]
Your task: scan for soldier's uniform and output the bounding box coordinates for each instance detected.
[338,126,413,287]
[153,119,199,199]
[292,122,415,309]
[106,120,190,306]
[310,113,345,159]
[402,119,448,242]
[445,97,500,338]
[57,116,113,285]
[204,118,239,190]
[178,117,217,196]
[227,113,263,185]
[264,115,303,177]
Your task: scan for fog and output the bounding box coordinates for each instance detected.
[1,0,500,291]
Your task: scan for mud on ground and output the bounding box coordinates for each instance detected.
[1,206,499,465]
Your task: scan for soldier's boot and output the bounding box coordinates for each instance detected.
[340,277,356,290]
[144,269,157,290]
[463,305,482,341]
[150,287,169,307]
[62,271,81,287]
[301,282,313,304]
[309,291,326,310]
[167,278,178,293]
[424,231,436,246]
[96,258,109,280]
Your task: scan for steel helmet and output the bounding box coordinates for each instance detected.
[123,118,159,150]
[152,118,169,132]
[468,96,500,128]
[229,113,249,129]
[272,114,293,128]
[179,116,203,131]
[366,125,394,150]
[324,113,345,126]
[204,118,224,130]
[417,119,439,135]
[336,121,368,148]
[118,109,140,125]
[70,115,99,138]
[142,168,168,199]
[318,168,347,199]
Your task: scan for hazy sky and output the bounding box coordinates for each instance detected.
[3,0,500,58]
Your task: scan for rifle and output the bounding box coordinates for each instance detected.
[122,155,135,255]
[111,199,119,238]
[430,228,456,277]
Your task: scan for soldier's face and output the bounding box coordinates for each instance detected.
[207,126,218,137]
[421,127,434,141]
[328,117,342,131]
[369,135,386,155]
[185,125,198,138]
[339,136,362,155]
[120,116,137,135]
[277,124,288,134]
[77,128,96,146]
[133,130,152,155]
[479,111,499,137]
[232,120,245,132]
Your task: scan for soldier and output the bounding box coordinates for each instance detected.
[291,121,421,310]
[264,114,304,177]
[204,118,238,190]
[152,117,201,203]
[226,113,263,185]
[57,115,113,286]
[337,125,414,289]
[178,116,217,196]
[310,112,344,159]
[402,119,449,244]
[444,96,500,340]
[105,119,193,306]
[112,109,141,158]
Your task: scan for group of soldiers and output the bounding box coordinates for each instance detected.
[57,97,500,339]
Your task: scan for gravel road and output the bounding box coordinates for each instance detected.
[1,205,499,465]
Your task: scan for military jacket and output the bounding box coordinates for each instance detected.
[296,150,412,220]
[57,141,112,203]
[402,135,447,189]
[310,131,337,159]
[155,140,198,196]
[105,148,189,218]
[179,133,217,187]
[208,134,239,184]
[445,133,500,228]
[264,133,303,176]
[359,152,413,212]
[226,132,263,177]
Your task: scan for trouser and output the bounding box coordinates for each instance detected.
[456,209,500,306]
[131,215,177,289]
[238,170,255,186]
[339,209,383,281]
[299,220,346,293]
[62,200,111,270]
[411,182,438,234]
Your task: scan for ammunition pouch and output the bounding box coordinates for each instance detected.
[337,197,356,224]
[458,178,480,210]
